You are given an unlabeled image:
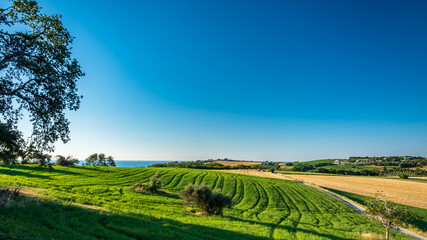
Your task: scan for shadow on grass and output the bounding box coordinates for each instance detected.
[0,164,82,176]
[154,190,181,199]
[0,196,269,240]
[224,216,357,240]
[0,167,51,179]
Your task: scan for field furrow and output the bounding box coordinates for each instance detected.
[231,175,245,205]
[214,172,224,190]
[269,185,291,239]
[193,171,207,185]
[221,174,237,198]
[160,170,182,187]
[164,171,192,189]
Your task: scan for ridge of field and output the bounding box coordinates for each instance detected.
[0,165,414,240]
[215,160,261,166]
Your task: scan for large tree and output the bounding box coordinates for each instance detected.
[0,0,84,154]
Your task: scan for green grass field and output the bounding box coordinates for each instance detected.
[0,165,415,239]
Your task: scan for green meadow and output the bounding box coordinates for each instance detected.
[0,165,414,239]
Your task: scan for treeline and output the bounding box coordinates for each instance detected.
[375,160,427,168]
[314,167,427,176]
[149,161,225,169]
[315,168,381,176]
[349,156,426,161]
[149,160,277,170]
[288,162,333,172]
[349,156,426,167]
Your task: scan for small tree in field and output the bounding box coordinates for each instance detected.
[365,194,415,240]
[180,184,231,216]
[131,172,162,194]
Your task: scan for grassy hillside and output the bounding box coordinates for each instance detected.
[0,165,414,239]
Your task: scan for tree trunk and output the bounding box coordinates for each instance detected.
[385,226,390,240]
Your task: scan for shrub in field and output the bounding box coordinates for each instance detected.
[131,172,162,194]
[268,168,275,173]
[180,184,231,216]
[398,173,409,179]
[0,187,21,205]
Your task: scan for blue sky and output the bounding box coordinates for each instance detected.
[13,0,427,161]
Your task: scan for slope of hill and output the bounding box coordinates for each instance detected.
[0,165,413,239]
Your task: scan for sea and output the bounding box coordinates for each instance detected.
[70,160,186,168]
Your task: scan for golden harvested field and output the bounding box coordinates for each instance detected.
[412,176,427,180]
[216,169,427,209]
[215,160,261,166]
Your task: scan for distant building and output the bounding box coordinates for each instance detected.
[333,160,341,165]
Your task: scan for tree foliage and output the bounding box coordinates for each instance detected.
[0,0,84,153]
[180,184,232,216]
[0,122,24,164]
[85,153,115,167]
[55,154,78,166]
[22,142,51,167]
[365,194,415,240]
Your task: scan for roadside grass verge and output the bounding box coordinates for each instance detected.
[323,187,427,234]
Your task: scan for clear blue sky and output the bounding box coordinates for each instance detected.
[19,0,427,160]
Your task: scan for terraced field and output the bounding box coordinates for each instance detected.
[0,165,413,239]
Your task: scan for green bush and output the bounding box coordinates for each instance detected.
[130,172,162,194]
[180,184,231,216]
[268,168,275,173]
[398,173,409,179]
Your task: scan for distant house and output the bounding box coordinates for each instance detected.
[341,161,350,165]
[333,160,341,165]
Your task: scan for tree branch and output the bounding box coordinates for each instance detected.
[0,78,37,96]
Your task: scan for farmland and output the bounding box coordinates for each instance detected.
[282,174,427,209]
[0,165,415,239]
